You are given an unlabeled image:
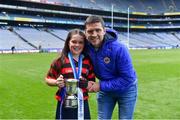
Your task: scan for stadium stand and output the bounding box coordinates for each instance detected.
[44,0,180,14]
[14,27,65,49]
[0,26,34,50]
[0,0,180,53]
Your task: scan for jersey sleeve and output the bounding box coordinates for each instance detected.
[46,58,61,79]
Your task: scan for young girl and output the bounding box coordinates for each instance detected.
[45,29,95,119]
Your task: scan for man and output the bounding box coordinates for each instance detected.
[11,46,15,54]
[84,15,137,119]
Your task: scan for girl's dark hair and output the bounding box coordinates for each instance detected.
[59,29,87,64]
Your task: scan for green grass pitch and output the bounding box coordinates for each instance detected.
[0,49,180,119]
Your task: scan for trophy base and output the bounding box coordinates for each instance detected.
[64,96,78,108]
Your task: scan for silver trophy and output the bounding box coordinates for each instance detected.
[64,79,78,108]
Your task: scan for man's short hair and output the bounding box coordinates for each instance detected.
[84,15,105,29]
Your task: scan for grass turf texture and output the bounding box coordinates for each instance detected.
[0,49,180,119]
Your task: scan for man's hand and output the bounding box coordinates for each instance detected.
[87,81,95,90]
[56,75,65,88]
[88,82,100,92]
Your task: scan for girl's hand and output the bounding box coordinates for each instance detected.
[56,75,65,88]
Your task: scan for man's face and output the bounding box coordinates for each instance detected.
[85,22,105,48]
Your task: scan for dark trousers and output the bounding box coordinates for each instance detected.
[56,100,91,119]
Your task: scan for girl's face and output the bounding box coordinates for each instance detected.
[69,34,85,56]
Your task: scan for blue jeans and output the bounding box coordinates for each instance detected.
[97,84,137,120]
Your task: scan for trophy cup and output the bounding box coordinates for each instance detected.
[64,79,78,108]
